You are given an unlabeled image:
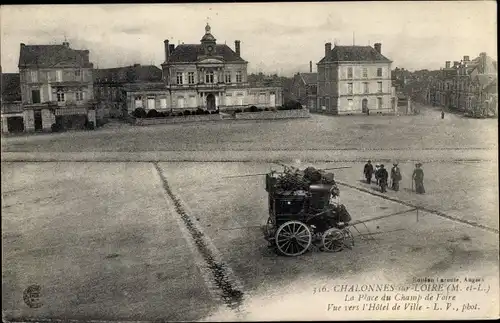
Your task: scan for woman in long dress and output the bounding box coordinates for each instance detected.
[412,163,425,194]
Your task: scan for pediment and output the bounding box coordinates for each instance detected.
[198,58,224,64]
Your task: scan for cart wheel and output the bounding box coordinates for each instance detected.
[275,221,312,256]
[322,228,345,252]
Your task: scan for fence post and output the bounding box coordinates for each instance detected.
[416,208,419,222]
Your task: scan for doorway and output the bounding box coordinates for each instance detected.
[362,99,368,113]
[34,111,43,131]
[206,93,216,111]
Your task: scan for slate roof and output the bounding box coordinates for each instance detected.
[299,73,317,85]
[319,45,391,64]
[483,79,497,93]
[18,44,93,68]
[94,65,162,83]
[1,73,21,102]
[167,44,245,63]
[475,74,497,89]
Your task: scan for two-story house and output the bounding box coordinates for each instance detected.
[140,23,282,114]
[18,41,95,132]
[317,42,395,115]
[94,64,163,118]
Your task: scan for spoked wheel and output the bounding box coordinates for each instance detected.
[275,221,312,256]
[322,228,345,252]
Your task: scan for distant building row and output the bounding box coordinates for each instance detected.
[426,53,497,117]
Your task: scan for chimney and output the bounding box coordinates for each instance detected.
[309,61,312,73]
[169,44,175,54]
[463,55,470,62]
[164,39,169,62]
[374,43,381,54]
[82,50,89,63]
[325,42,332,57]
[445,61,451,68]
[235,40,241,56]
[479,52,487,73]
[62,41,69,48]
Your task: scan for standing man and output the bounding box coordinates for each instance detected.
[441,109,445,119]
[412,163,425,194]
[363,160,374,184]
[390,162,402,191]
[377,164,389,193]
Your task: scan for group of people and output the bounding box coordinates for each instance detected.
[363,160,425,194]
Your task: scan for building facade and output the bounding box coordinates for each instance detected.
[317,42,396,115]
[290,63,317,111]
[125,24,282,115]
[94,64,163,118]
[428,53,497,117]
[1,73,24,133]
[18,41,96,132]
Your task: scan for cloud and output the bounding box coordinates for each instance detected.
[1,3,497,74]
[113,26,147,35]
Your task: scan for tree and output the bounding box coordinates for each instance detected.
[133,108,147,118]
[146,109,159,118]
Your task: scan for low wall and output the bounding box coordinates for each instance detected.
[129,114,223,126]
[235,108,310,120]
[311,108,397,116]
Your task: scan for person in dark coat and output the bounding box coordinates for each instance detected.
[412,163,425,194]
[390,162,402,191]
[363,160,374,184]
[377,164,389,192]
[441,110,445,119]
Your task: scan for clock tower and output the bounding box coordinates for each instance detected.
[201,23,216,56]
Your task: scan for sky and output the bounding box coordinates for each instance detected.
[0,2,497,76]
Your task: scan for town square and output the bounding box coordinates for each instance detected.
[1,2,498,322]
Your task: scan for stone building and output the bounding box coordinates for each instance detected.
[428,52,497,117]
[94,64,163,118]
[124,23,282,115]
[290,62,317,110]
[317,42,396,115]
[1,73,24,133]
[18,41,96,132]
